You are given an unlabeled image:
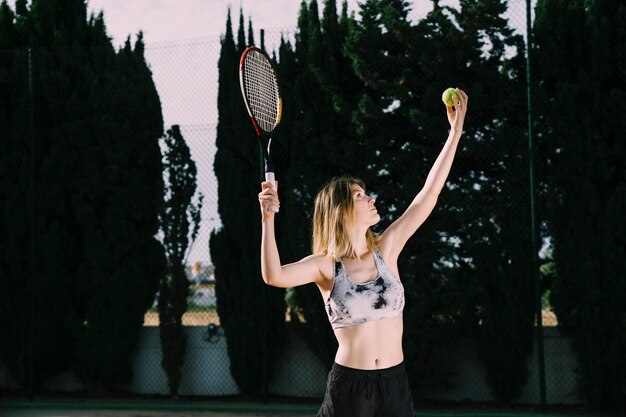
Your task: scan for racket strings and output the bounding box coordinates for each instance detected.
[243,51,280,132]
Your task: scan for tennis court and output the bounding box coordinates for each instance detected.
[0,402,605,417]
[0,411,310,417]
[3,411,281,417]
[0,402,315,417]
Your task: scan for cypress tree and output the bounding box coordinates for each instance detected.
[344,0,530,400]
[279,0,364,367]
[71,30,165,388]
[450,0,535,402]
[0,0,165,390]
[0,0,74,389]
[210,9,286,396]
[534,0,626,410]
[157,125,203,397]
[344,0,474,394]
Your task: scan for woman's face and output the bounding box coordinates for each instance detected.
[350,184,380,227]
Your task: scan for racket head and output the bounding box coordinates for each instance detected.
[239,46,282,136]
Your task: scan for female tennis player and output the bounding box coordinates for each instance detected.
[258,88,468,417]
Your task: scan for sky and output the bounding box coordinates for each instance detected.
[87,0,428,46]
[81,0,530,48]
[6,0,532,264]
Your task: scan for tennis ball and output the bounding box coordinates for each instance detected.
[442,87,459,107]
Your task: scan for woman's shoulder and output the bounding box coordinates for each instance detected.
[305,252,335,266]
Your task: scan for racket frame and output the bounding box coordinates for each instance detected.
[239,46,282,213]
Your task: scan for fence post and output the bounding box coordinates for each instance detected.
[525,0,547,410]
[27,47,36,402]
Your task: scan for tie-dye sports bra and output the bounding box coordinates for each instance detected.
[325,249,405,329]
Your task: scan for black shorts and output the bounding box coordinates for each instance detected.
[317,362,415,417]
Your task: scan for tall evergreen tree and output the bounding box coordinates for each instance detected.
[72,30,165,388]
[534,0,626,410]
[210,9,286,396]
[0,0,165,390]
[451,0,534,402]
[0,0,74,388]
[279,0,364,367]
[343,0,474,394]
[344,0,531,400]
[157,125,203,397]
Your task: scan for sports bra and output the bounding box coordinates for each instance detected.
[325,249,405,329]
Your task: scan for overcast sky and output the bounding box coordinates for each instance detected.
[87,0,431,47]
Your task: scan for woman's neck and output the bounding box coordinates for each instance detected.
[348,228,370,260]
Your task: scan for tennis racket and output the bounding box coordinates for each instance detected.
[239,46,282,213]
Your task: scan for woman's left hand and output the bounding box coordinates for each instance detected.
[447,88,468,133]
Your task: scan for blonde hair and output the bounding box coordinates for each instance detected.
[312,176,380,259]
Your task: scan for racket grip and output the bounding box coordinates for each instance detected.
[265,172,279,213]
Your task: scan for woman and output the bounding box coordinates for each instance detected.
[258,88,468,417]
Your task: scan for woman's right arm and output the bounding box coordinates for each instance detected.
[259,182,324,288]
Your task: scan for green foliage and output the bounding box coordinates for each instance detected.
[214,0,626,409]
[344,0,467,396]
[157,125,203,397]
[210,9,286,396]
[342,0,534,401]
[0,0,165,391]
[454,0,535,402]
[535,0,626,410]
[214,0,534,402]
[269,0,533,402]
[276,0,361,367]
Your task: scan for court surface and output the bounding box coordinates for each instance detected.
[1,411,311,417]
[0,402,604,417]
[0,402,317,417]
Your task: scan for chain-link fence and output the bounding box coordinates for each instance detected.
[2,0,625,413]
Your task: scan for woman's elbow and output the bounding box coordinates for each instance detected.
[261,271,271,285]
[261,272,278,287]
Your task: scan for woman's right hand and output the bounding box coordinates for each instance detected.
[446,88,468,133]
[258,181,280,219]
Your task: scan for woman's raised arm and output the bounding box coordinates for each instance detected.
[259,181,325,288]
[381,88,469,258]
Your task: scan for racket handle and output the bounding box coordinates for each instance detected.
[265,172,279,213]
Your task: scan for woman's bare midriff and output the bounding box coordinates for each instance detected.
[333,316,404,370]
